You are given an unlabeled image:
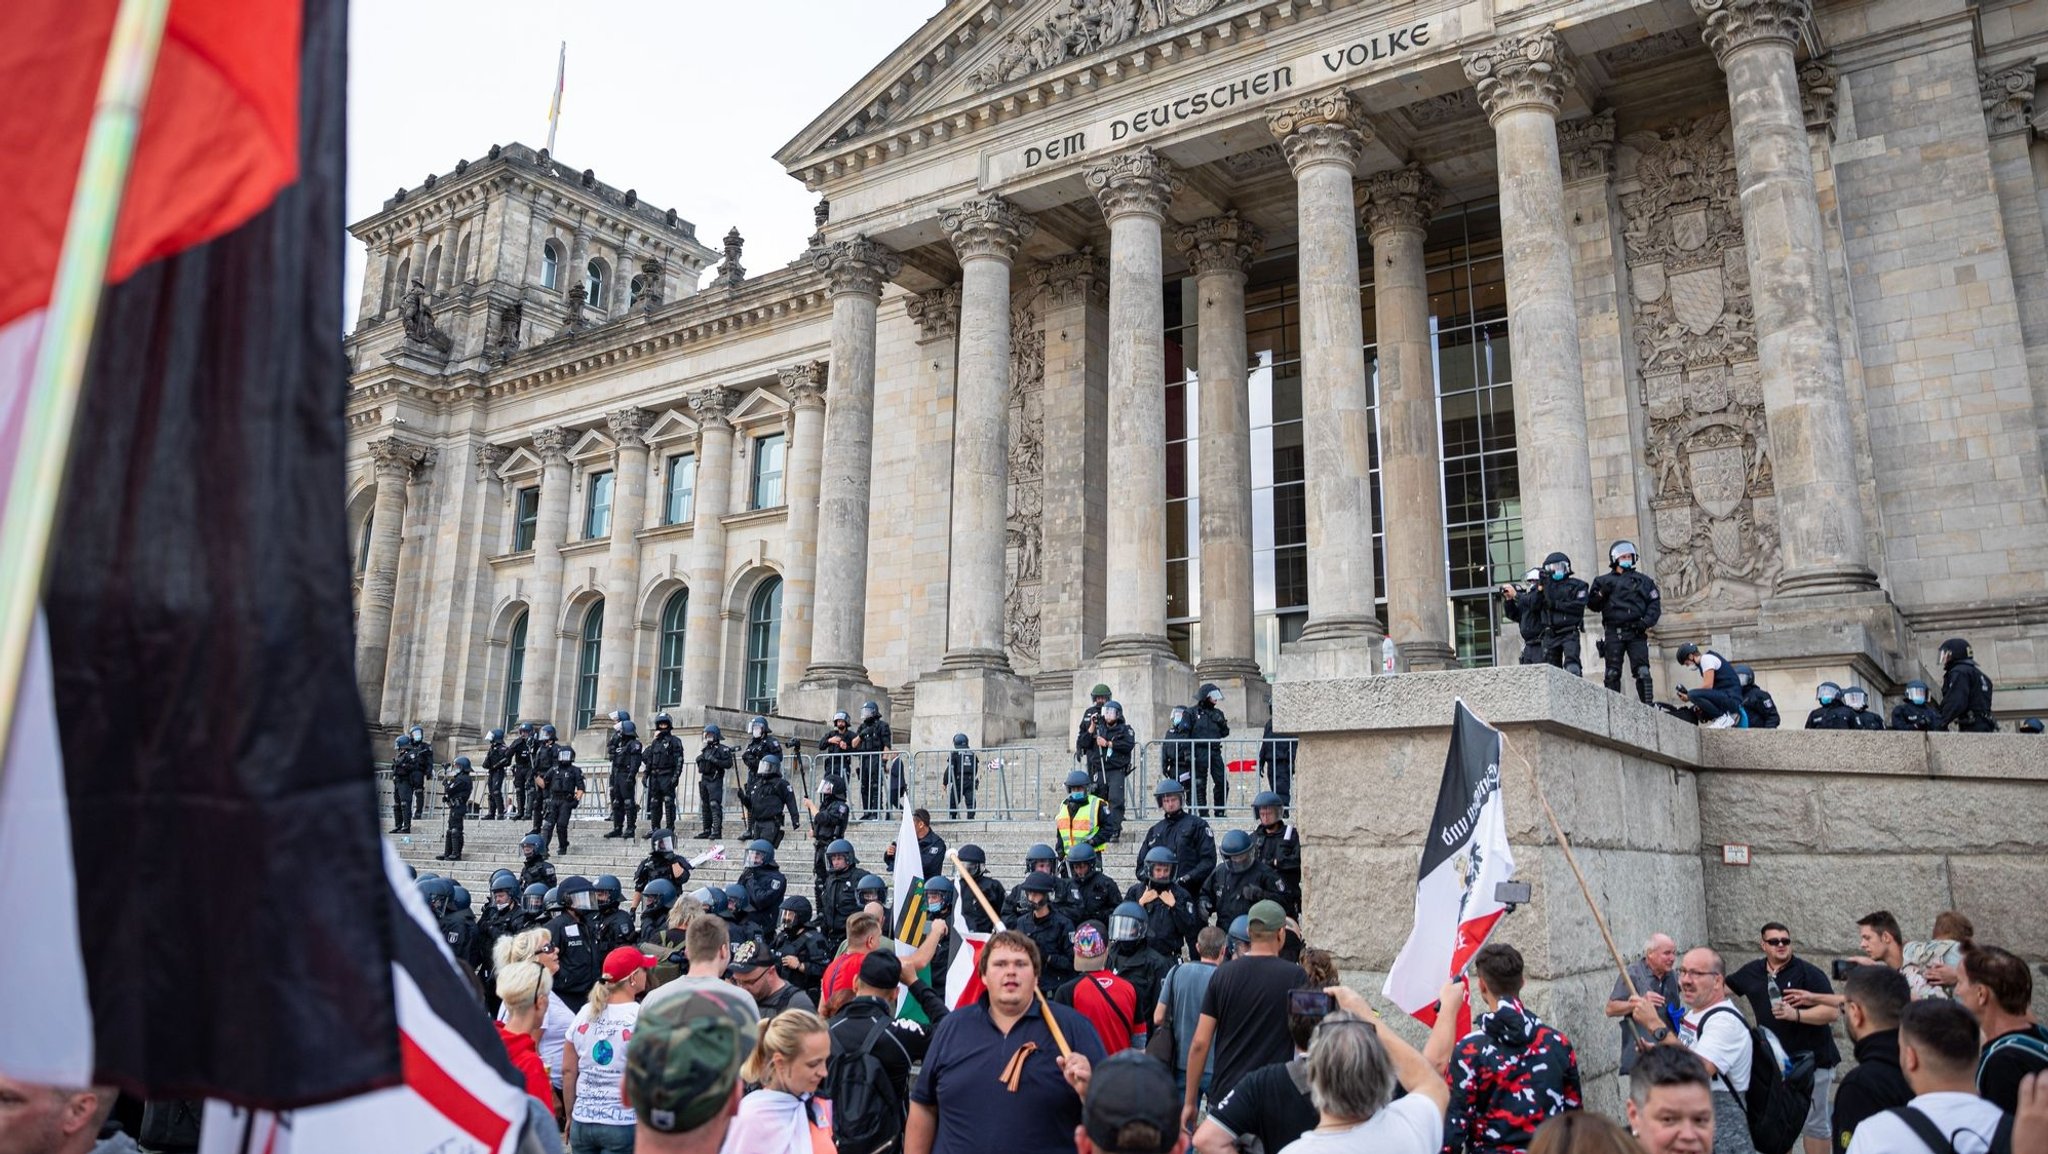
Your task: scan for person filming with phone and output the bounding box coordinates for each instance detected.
[1423,943,1583,1153]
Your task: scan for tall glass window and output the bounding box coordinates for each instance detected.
[513,486,540,551]
[354,511,374,574]
[750,433,787,510]
[663,453,697,525]
[656,589,688,708]
[576,600,604,729]
[585,470,614,539]
[744,577,782,714]
[586,259,607,310]
[541,242,560,291]
[502,611,528,731]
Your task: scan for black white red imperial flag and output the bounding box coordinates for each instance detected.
[0,0,402,1111]
[1383,700,1519,1026]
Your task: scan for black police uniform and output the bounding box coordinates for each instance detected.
[540,757,584,853]
[1536,567,1591,675]
[885,830,949,882]
[771,909,832,1002]
[1205,857,1286,930]
[1075,700,1110,791]
[482,736,512,819]
[1251,819,1302,914]
[510,729,540,820]
[1092,718,1137,841]
[738,863,787,937]
[818,722,858,792]
[1109,940,1173,1025]
[818,865,863,944]
[1138,808,1217,897]
[1891,699,1943,731]
[854,713,893,817]
[1849,706,1886,732]
[634,850,691,895]
[409,738,434,819]
[1008,904,1077,994]
[437,907,475,973]
[740,769,801,848]
[643,727,685,832]
[1740,683,1782,730]
[1588,566,1663,703]
[1188,695,1231,818]
[961,870,1009,935]
[1160,709,1193,791]
[1122,878,1201,961]
[543,911,599,1011]
[1003,870,1083,924]
[1502,577,1548,666]
[1938,656,1997,732]
[476,902,525,1007]
[527,736,558,833]
[440,764,473,861]
[596,904,638,957]
[740,731,782,788]
[1070,868,1122,928]
[518,856,557,892]
[389,748,416,833]
[695,737,736,838]
[1804,701,1861,730]
[946,746,978,819]
[809,786,850,901]
[608,733,644,838]
[1257,720,1296,806]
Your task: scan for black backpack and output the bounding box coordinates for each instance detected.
[1699,1006,1815,1154]
[827,1019,906,1154]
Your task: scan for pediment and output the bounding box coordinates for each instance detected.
[728,387,791,428]
[645,407,699,445]
[568,428,616,463]
[496,446,543,480]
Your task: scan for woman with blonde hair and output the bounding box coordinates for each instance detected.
[494,927,575,1097]
[725,1009,835,1154]
[493,957,556,1114]
[561,946,655,1153]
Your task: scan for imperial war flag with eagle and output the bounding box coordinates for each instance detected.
[1384,700,1517,1026]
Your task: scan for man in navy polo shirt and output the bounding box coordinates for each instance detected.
[906,930,1108,1154]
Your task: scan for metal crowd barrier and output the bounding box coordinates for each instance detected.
[1131,737,1298,817]
[904,746,1047,821]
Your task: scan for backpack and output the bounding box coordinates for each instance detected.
[827,1018,906,1154]
[1891,1105,2015,1154]
[1699,1005,1815,1154]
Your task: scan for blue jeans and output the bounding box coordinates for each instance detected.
[1689,687,1745,722]
[570,1121,635,1153]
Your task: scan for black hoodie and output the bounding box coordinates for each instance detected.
[1831,1029,1913,1149]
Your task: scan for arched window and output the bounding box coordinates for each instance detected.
[502,611,528,731]
[655,589,688,707]
[454,232,472,284]
[628,274,646,308]
[541,241,561,291]
[743,577,782,715]
[423,245,442,290]
[354,510,374,574]
[575,599,604,729]
[395,255,411,293]
[585,259,607,310]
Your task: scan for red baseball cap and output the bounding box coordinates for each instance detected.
[602,946,658,982]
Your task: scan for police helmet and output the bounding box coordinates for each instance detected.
[1228,915,1252,946]
[957,844,986,874]
[862,701,879,717]
[540,724,557,740]
[700,722,718,740]
[1068,843,1100,870]
[1143,847,1178,878]
[1089,683,1112,699]
[418,876,453,914]
[642,879,678,912]
[1102,699,1124,721]
[827,839,857,870]
[1543,552,1573,577]
[780,895,814,928]
[1904,680,1929,705]
[923,876,956,914]
[489,869,519,897]
[595,874,625,908]
[818,776,839,799]
[1524,568,1543,585]
[1200,683,1223,706]
[409,725,425,741]
[1252,790,1284,815]
[746,839,776,869]
[1170,705,1187,726]
[1019,871,1059,895]
[394,734,411,749]
[749,715,768,732]
[1939,638,1972,667]
[1154,778,1185,800]
[545,886,563,913]
[697,887,732,918]
[1110,902,1148,943]
[722,883,752,915]
[1610,540,1639,569]
[559,875,597,914]
[488,728,505,743]
[453,755,472,772]
[1732,664,1756,688]
[651,828,677,854]
[1220,829,1253,859]
[521,883,548,915]
[1817,681,1842,706]
[1065,769,1091,791]
[856,874,887,901]
[518,721,536,735]
[1842,686,1870,711]
[953,733,970,748]
[1675,642,1701,665]
[520,832,545,859]
[1024,843,1059,869]
[760,753,782,775]
[451,883,472,914]
[833,710,850,724]
[619,720,637,737]
[2022,718,2045,734]
[656,713,675,730]
[609,710,631,724]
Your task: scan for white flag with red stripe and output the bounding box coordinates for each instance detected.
[1383,700,1517,1026]
[944,930,992,1009]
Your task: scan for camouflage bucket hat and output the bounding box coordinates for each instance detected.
[626,985,760,1133]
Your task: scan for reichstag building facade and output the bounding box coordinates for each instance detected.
[346,0,2048,750]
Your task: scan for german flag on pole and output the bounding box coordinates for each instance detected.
[0,0,402,1110]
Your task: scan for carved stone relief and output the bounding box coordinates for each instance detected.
[1619,110,1780,611]
[1006,278,1046,671]
[968,0,1228,91]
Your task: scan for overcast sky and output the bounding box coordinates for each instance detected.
[344,0,941,314]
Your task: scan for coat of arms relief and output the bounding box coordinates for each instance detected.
[1620,111,1781,611]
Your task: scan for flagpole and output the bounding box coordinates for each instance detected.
[947,849,1073,1059]
[0,0,175,772]
[1499,733,1640,999]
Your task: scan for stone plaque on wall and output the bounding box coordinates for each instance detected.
[1620,111,1781,611]
[1006,281,1045,672]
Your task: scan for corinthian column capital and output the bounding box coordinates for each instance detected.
[531,426,575,466]
[1173,211,1266,278]
[779,360,829,410]
[1267,92,1371,175]
[942,195,1035,263]
[606,407,654,450]
[1690,0,1812,66]
[906,285,963,343]
[474,443,509,482]
[370,434,432,478]
[1464,29,1576,121]
[1360,165,1442,238]
[811,236,901,298]
[1085,147,1180,222]
[686,386,740,426]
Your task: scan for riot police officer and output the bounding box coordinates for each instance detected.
[695,723,736,840]
[482,728,512,819]
[605,710,632,758]
[1066,842,1121,928]
[1500,567,1548,666]
[1733,665,1781,730]
[643,713,685,833]
[419,877,473,971]
[946,733,978,819]
[544,875,602,1011]
[740,715,782,790]
[406,724,434,820]
[528,724,560,834]
[1589,540,1663,703]
[1256,719,1295,808]
[1007,872,1076,995]
[1160,704,1192,795]
[818,839,864,944]
[605,720,644,839]
[955,843,1008,934]
[508,721,539,821]
[637,878,679,944]
[1075,682,1114,795]
[1805,682,1860,730]
[854,701,892,819]
[1936,637,1997,732]
[1054,768,1110,860]
[1123,847,1200,961]
[437,756,473,861]
[1891,680,1943,731]
[1003,842,1081,924]
[389,735,416,834]
[520,882,550,926]
[1249,790,1301,913]
[592,874,637,955]
[920,876,963,979]
[1188,684,1231,818]
[739,754,801,848]
[634,828,692,895]
[1107,901,1173,1025]
[820,711,857,792]
[804,774,850,902]
[1530,552,1590,674]
[1136,779,1217,898]
[1205,830,1286,931]
[539,743,584,854]
[478,870,525,1007]
[1841,686,1886,731]
[856,873,892,931]
[738,840,788,937]
[517,831,557,892]
[771,896,832,1003]
[1090,699,1137,841]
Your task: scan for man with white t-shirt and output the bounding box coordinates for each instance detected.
[1675,644,1745,728]
[1846,999,2013,1154]
[1633,947,1755,1154]
[1274,986,1447,1154]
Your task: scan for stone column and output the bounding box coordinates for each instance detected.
[788,237,901,722]
[1693,0,1876,595]
[678,388,738,723]
[1076,147,1193,734]
[904,287,962,683]
[1268,94,1386,678]
[357,435,430,720]
[1363,165,1457,672]
[596,407,653,722]
[1465,30,1598,571]
[521,426,575,726]
[380,451,441,726]
[1174,211,1271,721]
[777,361,828,697]
[1033,254,1111,739]
[918,197,1037,748]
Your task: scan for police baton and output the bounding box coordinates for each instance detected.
[948,849,1072,1060]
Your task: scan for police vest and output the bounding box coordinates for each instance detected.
[1055,797,1106,850]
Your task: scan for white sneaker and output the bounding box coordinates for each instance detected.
[1708,714,1739,728]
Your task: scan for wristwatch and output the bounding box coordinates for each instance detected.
[1652,1026,1672,1042]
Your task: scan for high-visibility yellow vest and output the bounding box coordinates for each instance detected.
[1056,796,1105,851]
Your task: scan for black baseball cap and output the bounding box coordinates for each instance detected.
[1082,1051,1180,1153]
